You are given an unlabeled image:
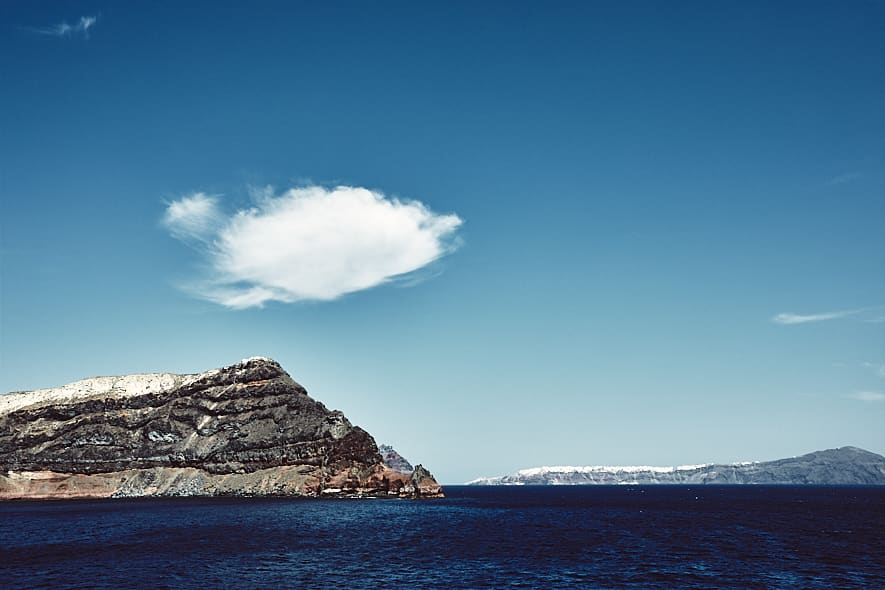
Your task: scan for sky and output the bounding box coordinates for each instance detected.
[1,1,883,484]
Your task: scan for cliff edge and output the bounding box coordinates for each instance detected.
[0,358,442,500]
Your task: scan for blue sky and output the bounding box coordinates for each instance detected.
[1,1,883,483]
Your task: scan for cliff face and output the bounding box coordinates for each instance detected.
[468,447,885,485]
[0,358,442,500]
[379,444,414,474]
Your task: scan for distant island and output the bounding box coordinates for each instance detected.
[0,358,442,500]
[468,447,885,485]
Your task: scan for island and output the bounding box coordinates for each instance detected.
[0,357,442,500]
[468,446,885,485]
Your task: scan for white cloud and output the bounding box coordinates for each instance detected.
[30,15,98,38]
[846,391,885,402]
[162,185,463,308]
[771,310,860,325]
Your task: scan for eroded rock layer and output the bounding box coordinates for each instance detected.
[0,358,442,500]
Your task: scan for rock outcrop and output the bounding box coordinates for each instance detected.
[379,444,414,474]
[0,358,443,500]
[467,447,885,485]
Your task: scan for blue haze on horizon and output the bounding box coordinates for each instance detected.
[1,1,883,483]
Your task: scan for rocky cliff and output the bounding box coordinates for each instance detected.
[0,358,442,500]
[467,447,885,485]
[379,444,414,474]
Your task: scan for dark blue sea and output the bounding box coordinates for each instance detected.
[2,486,883,589]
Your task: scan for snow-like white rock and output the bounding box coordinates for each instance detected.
[515,464,711,477]
[0,373,184,416]
[0,357,271,416]
[465,461,763,485]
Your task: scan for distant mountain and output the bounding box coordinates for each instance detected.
[467,447,885,485]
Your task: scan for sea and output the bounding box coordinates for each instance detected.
[1,485,883,589]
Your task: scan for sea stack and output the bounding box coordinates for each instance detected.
[0,358,443,500]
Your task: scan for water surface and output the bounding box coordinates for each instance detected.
[2,486,883,588]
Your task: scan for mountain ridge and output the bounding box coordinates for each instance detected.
[467,447,885,485]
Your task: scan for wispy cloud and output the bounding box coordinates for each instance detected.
[162,192,224,244]
[162,185,463,308]
[772,306,885,325]
[28,15,98,38]
[861,362,885,378]
[771,309,861,325]
[846,391,885,402]
[826,171,862,186]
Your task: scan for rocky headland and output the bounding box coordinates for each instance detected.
[0,358,442,500]
[468,447,885,485]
